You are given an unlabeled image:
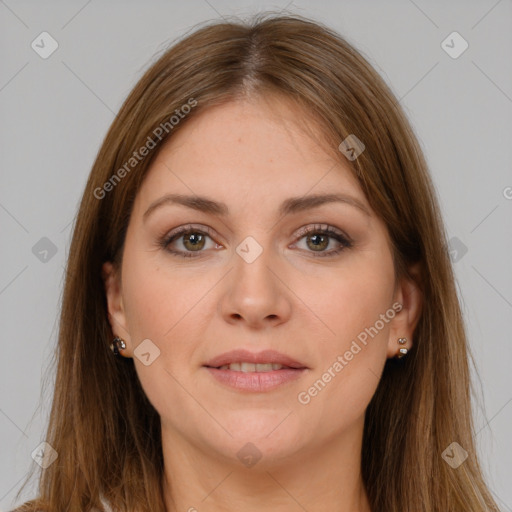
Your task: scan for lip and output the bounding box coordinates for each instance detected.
[203,349,308,369]
[203,349,308,393]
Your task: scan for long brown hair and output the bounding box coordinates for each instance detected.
[13,12,499,512]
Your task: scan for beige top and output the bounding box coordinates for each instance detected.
[97,494,113,512]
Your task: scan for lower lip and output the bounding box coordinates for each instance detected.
[204,367,307,392]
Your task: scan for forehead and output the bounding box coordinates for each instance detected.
[134,97,367,217]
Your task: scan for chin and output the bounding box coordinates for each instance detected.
[206,411,305,464]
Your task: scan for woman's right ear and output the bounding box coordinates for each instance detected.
[101,261,130,344]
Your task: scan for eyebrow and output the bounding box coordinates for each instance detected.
[143,192,371,222]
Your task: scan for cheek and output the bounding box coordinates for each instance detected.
[119,256,211,420]
[294,249,395,427]
[122,248,205,342]
[121,249,221,381]
[122,266,169,340]
[295,248,395,346]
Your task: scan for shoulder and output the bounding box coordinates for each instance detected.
[9,495,113,512]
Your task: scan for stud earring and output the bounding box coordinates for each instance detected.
[110,336,126,356]
[396,337,408,359]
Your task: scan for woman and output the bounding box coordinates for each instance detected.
[12,12,499,512]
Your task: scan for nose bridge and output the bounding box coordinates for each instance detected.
[220,231,291,327]
[233,231,278,296]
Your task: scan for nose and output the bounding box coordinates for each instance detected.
[219,241,292,330]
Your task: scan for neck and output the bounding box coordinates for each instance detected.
[161,419,371,512]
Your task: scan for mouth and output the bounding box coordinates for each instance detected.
[213,362,299,372]
[203,349,308,392]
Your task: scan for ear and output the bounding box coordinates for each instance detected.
[102,261,133,357]
[386,262,423,359]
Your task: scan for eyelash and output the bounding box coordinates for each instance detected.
[159,223,353,259]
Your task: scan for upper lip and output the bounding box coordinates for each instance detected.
[204,349,308,369]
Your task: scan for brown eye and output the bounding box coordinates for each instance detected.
[160,225,221,258]
[305,233,329,252]
[182,232,206,251]
[293,224,353,258]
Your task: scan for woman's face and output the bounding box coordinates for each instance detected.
[103,95,420,468]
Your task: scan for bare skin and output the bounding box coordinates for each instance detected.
[103,95,422,511]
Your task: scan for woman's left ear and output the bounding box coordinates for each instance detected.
[386,262,423,358]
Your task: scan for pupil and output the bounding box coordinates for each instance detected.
[308,234,327,251]
[189,234,201,244]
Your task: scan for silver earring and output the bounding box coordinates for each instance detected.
[396,337,408,358]
[110,336,126,356]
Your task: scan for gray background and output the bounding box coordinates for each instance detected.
[1,0,511,510]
